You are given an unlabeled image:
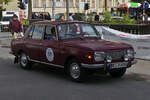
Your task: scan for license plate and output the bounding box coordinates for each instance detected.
[109,62,128,69]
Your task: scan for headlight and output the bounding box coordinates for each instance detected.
[125,49,134,60]
[94,52,105,62]
[127,49,134,57]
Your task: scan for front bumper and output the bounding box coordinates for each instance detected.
[81,59,137,69]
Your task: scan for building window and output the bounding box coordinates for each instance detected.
[33,0,40,8]
[76,0,79,8]
[69,0,74,8]
[92,0,95,8]
[41,0,46,8]
[47,0,52,8]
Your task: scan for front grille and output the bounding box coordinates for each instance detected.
[106,50,125,60]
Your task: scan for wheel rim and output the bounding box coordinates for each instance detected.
[70,63,80,79]
[20,54,28,67]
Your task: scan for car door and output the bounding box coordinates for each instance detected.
[25,24,45,61]
[40,25,62,67]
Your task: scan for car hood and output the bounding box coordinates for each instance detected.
[63,38,133,51]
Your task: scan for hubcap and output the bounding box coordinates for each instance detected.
[70,63,80,79]
[20,54,28,67]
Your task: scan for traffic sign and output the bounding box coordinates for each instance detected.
[24,0,28,4]
[144,1,149,8]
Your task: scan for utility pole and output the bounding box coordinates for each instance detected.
[105,0,107,11]
[52,0,56,20]
[43,0,46,13]
[28,0,32,19]
[66,0,69,20]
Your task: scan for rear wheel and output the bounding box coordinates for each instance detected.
[19,53,32,70]
[67,59,87,82]
[109,68,126,78]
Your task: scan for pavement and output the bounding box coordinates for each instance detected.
[0,46,150,100]
[0,32,12,47]
[0,32,150,100]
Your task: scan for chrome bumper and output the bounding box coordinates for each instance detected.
[81,59,137,69]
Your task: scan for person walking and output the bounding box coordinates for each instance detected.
[8,14,23,39]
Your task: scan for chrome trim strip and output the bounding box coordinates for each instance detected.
[27,56,64,68]
[81,63,104,68]
[81,59,137,69]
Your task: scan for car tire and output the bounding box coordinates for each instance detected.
[19,53,32,70]
[109,68,126,78]
[67,59,87,82]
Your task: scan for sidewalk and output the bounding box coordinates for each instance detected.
[0,39,12,47]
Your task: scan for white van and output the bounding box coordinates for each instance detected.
[0,11,19,32]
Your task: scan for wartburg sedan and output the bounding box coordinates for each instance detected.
[11,21,136,82]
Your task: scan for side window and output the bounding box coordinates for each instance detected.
[58,24,67,39]
[44,25,56,40]
[32,24,44,40]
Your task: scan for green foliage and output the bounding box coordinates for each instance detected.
[103,12,137,25]
[0,0,11,4]
[103,12,111,23]
[122,16,137,24]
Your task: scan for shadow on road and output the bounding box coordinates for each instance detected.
[0,56,150,84]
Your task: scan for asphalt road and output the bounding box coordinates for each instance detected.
[0,45,150,100]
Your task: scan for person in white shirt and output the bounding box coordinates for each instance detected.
[69,13,74,21]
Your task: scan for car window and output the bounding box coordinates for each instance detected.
[58,23,100,40]
[44,25,57,40]
[82,24,97,36]
[58,24,67,39]
[32,24,44,40]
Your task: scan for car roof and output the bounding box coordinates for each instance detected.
[33,21,89,25]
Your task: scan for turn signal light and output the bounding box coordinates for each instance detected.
[88,55,92,59]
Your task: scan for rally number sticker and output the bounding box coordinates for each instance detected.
[46,48,54,62]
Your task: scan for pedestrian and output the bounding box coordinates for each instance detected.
[44,12,51,20]
[94,14,99,21]
[8,14,23,39]
[111,8,114,16]
[143,13,148,25]
[69,13,74,21]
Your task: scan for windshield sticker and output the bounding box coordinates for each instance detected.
[46,48,54,62]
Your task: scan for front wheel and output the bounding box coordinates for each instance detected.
[19,53,32,70]
[109,68,126,78]
[67,59,87,82]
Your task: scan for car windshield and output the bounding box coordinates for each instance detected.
[58,23,100,40]
[2,17,12,21]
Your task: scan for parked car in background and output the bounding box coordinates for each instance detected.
[11,21,136,82]
[54,13,84,21]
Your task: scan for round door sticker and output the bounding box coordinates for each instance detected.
[46,48,54,62]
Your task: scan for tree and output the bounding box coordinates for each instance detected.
[0,0,11,4]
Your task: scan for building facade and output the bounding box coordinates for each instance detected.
[3,0,130,16]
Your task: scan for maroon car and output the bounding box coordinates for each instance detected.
[11,21,136,82]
